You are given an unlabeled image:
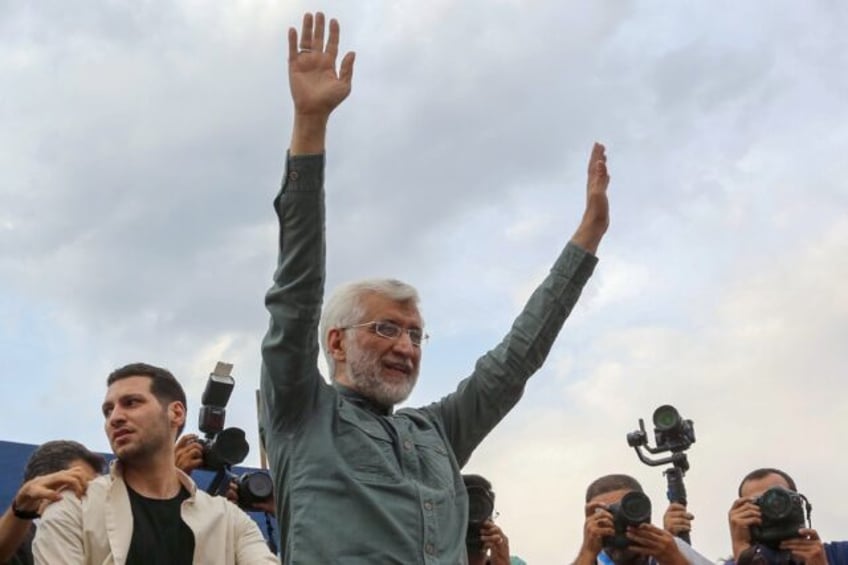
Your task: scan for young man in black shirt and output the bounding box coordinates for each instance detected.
[33,363,276,564]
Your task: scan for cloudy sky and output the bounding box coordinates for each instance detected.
[2,0,846,561]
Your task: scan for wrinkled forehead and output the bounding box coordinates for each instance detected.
[359,292,423,326]
[740,473,791,498]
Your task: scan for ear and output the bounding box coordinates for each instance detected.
[327,327,347,362]
[169,401,186,431]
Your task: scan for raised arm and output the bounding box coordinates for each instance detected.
[423,143,611,463]
[260,12,355,432]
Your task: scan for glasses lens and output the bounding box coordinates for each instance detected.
[407,329,423,345]
[374,321,402,339]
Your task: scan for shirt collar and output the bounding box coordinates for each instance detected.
[333,383,394,416]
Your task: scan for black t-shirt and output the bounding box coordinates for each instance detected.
[126,485,194,565]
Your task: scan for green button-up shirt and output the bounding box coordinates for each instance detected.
[260,154,598,564]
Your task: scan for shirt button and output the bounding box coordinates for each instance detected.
[424,501,433,511]
[403,439,412,451]
[425,543,435,555]
[288,170,299,181]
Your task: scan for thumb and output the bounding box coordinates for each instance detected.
[339,51,356,86]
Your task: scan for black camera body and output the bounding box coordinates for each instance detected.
[652,405,695,453]
[235,471,274,509]
[463,474,495,554]
[751,487,807,547]
[603,491,652,549]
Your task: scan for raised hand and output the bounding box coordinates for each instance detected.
[728,497,762,559]
[174,434,204,474]
[663,502,694,536]
[575,502,616,565]
[627,523,688,565]
[571,142,611,254]
[478,520,511,565]
[13,465,96,516]
[780,529,828,565]
[288,12,355,154]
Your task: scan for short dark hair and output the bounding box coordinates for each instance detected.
[23,440,106,482]
[738,468,797,497]
[585,474,644,503]
[107,362,187,436]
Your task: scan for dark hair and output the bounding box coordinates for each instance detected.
[585,474,644,503]
[738,468,797,497]
[23,440,106,482]
[463,474,493,491]
[107,362,187,436]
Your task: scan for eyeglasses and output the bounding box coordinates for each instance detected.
[341,320,428,347]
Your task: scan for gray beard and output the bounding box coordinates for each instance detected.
[346,344,418,408]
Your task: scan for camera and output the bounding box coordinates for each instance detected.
[602,491,652,549]
[651,405,695,453]
[235,470,274,509]
[750,487,807,547]
[463,474,495,554]
[626,404,695,543]
[626,405,695,454]
[197,362,250,471]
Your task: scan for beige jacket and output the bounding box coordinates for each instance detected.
[32,463,277,564]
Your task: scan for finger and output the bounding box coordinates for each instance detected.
[288,27,298,62]
[798,528,820,540]
[588,142,606,173]
[731,497,757,510]
[313,12,326,53]
[326,18,340,61]
[339,51,355,86]
[175,434,197,448]
[300,12,313,50]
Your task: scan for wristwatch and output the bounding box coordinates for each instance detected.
[11,500,41,520]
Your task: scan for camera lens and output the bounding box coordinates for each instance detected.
[619,492,652,524]
[652,405,681,431]
[759,487,793,519]
[242,472,273,499]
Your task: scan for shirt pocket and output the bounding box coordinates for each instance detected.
[336,409,402,484]
[413,431,457,492]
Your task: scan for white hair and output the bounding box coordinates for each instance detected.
[319,278,421,378]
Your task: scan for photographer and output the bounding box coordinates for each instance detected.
[464,475,525,565]
[0,441,104,564]
[728,468,848,565]
[574,474,711,565]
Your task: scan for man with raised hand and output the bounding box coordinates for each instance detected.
[260,11,611,563]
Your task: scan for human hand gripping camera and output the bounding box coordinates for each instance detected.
[575,474,692,565]
[729,468,827,565]
[175,363,275,514]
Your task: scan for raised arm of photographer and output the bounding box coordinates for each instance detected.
[570,143,610,255]
[288,12,355,155]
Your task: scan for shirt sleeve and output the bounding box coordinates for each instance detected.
[421,241,598,466]
[232,507,278,564]
[260,153,328,435]
[31,495,85,565]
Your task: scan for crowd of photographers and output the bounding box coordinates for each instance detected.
[0,365,841,564]
[3,430,846,564]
